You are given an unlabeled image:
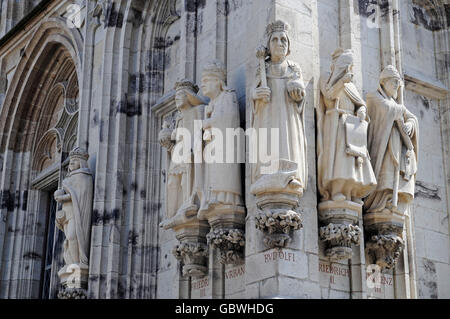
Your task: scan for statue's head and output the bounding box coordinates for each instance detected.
[329,48,354,85]
[266,20,291,62]
[174,79,202,110]
[379,65,403,99]
[68,147,89,173]
[201,61,226,100]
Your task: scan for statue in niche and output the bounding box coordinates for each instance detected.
[251,20,307,192]
[364,65,419,269]
[159,80,206,229]
[54,147,93,289]
[250,20,307,248]
[199,60,244,214]
[197,61,245,264]
[317,48,376,204]
[364,65,418,216]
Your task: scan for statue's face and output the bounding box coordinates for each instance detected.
[382,78,401,98]
[175,90,188,109]
[269,31,289,61]
[69,158,80,172]
[201,75,221,99]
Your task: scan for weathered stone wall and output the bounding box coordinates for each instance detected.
[0,0,448,299]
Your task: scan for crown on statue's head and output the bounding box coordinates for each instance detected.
[175,79,199,93]
[69,147,89,161]
[266,20,290,36]
[202,60,226,82]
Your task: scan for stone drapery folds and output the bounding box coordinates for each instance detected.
[54,147,94,298]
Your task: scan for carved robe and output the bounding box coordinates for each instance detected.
[56,168,93,266]
[364,88,419,213]
[166,104,204,219]
[318,74,377,200]
[200,88,243,211]
[252,61,307,189]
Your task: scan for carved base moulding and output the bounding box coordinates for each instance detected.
[319,200,362,261]
[364,211,405,270]
[199,205,246,265]
[253,192,303,249]
[171,220,210,278]
[57,263,89,299]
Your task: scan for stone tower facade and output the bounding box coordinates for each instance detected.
[0,0,449,299]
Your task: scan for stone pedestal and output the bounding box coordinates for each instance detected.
[251,164,304,249]
[171,219,210,278]
[318,201,362,260]
[364,209,405,270]
[57,263,89,299]
[200,206,246,265]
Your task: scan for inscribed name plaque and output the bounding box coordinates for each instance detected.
[190,277,211,299]
[366,271,394,299]
[319,260,351,292]
[246,249,308,284]
[224,264,245,297]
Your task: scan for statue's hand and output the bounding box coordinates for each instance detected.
[402,121,413,136]
[253,87,271,104]
[287,81,305,102]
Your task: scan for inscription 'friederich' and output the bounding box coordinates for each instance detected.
[192,278,209,290]
[319,263,349,277]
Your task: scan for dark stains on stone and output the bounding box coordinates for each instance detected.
[358,0,390,18]
[131,182,138,193]
[415,180,441,200]
[0,190,28,212]
[21,190,27,211]
[92,209,121,226]
[185,0,206,12]
[128,230,139,246]
[104,3,124,28]
[421,259,438,299]
[115,94,142,117]
[140,190,146,199]
[1,190,14,211]
[23,252,41,260]
[420,96,431,109]
[410,3,446,31]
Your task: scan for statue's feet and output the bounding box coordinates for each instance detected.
[332,193,346,202]
[352,197,364,205]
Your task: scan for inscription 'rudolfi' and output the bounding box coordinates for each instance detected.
[264,251,296,263]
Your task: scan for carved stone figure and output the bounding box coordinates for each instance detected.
[198,61,246,264]
[54,147,93,294]
[364,65,419,269]
[159,80,209,277]
[250,20,307,248]
[317,49,376,260]
[160,80,205,229]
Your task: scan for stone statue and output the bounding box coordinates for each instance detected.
[198,61,245,264]
[364,65,419,269]
[316,49,376,260]
[54,147,93,292]
[159,79,205,229]
[158,80,210,278]
[318,49,376,203]
[250,20,308,248]
[199,61,244,213]
[251,20,307,188]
